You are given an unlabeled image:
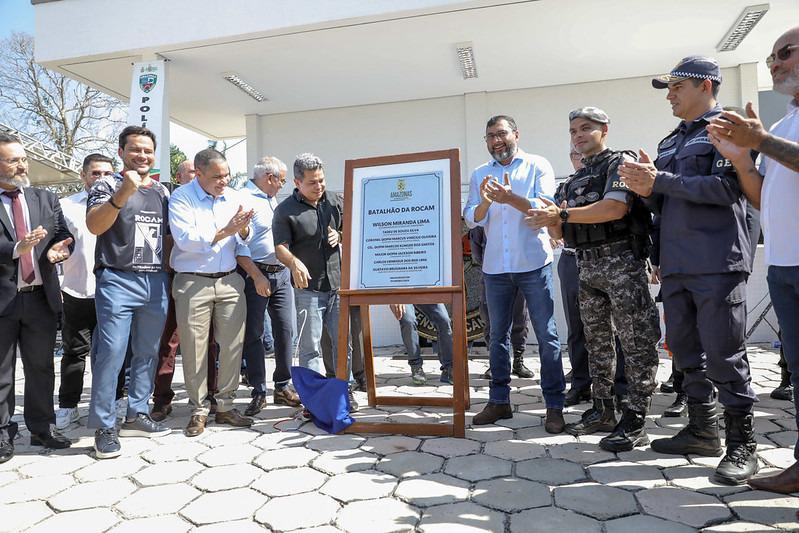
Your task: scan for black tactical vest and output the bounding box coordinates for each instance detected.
[557,149,652,255]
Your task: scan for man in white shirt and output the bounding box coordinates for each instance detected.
[706,24,799,494]
[55,154,128,429]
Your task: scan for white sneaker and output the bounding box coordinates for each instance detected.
[55,407,79,429]
[115,398,128,420]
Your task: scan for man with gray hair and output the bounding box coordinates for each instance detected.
[273,153,357,410]
[237,156,301,416]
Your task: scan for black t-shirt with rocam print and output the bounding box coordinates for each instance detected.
[87,173,170,273]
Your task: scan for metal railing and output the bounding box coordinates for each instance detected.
[0,123,82,177]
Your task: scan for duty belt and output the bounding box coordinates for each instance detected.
[561,247,576,256]
[254,262,285,273]
[186,269,236,279]
[576,240,633,262]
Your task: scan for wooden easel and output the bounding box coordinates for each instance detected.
[336,149,470,437]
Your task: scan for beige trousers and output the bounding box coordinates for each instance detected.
[173,272,245,416]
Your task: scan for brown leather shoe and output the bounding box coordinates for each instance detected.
[150,403,172,422]
[215,408,253,427]
[747,461,799,494]
[185,415,207,437]
[472,403,513,426]
[274,387,302,407]
[244,394,267,417]
[545,408,565,434]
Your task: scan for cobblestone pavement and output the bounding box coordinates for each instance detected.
[1,344,796,532]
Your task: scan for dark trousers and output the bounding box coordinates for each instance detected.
[662,272,756,414]
[0,290,56,436]
[557,252,627,394]
[322,305,365,383]
[153,280,218,406]
[479,274,528,352]
[242,267,294,396]
[58,292,125,408]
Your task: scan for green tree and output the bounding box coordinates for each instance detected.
[170,144,187,184]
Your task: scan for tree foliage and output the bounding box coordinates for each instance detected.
[0,32,125,158]
[170,144,187,184]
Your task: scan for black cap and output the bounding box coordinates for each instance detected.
[568,106,610,125]
[652,56,722,89]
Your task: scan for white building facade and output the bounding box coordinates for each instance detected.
[32,0,796,345]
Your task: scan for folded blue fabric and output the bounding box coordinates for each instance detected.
[291,366,354,434]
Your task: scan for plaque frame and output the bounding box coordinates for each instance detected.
[337,148,469,437]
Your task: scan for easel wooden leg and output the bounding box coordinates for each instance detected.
[360,305,377,407]
[336,294,351,381]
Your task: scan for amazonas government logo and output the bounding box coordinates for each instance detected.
[390,178,413,201]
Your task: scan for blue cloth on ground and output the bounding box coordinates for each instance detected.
[291,366,354,434]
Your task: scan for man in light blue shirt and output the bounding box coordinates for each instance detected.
[463,115,566,431]
[169,148,255,437]
[236,156,301,416]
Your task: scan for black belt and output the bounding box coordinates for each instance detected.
[254,262,285,273]
[561,248,576,256]
[186,270,235,279]
[18,285,42,293]
[576,240,633,262]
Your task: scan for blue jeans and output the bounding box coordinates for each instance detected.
[88,269,168,429]
[399,304,453,369]
[484,264,565,407]
[295,288,352,380]
[767,265,799,460]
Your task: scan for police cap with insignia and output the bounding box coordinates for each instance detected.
[568,106,610,125]
[652,56,722,89]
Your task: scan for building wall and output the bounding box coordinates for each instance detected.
[248,65,777,347]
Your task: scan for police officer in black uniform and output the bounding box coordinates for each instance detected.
[528,107,660,452]
[618,56,758,485]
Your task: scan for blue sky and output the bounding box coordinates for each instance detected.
[0,0,35,39]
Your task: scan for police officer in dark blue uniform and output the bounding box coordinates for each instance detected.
[618,56,758,485]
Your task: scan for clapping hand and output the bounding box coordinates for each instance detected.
[618,150,657,197]
[16,226,47,256]
[47,237,73,263]
[483,172,514,204]
[525,197,562,230]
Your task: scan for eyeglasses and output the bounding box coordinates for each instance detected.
[766,44,799,67]
[89,170,115,178]
[0,157,27,165]
[484,130,514,142]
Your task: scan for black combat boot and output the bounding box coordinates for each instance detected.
[714,412,759,485]
[512,351,534,378]
[771,366,793,401]
[565,399,616,436]
[662,393,688,417]
[650,402,723,456]
[599,407,649,452]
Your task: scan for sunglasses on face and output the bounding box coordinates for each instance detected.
[766,43,798,68]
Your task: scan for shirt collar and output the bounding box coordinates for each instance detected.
[582,148,614,167]
[245,180,271,199]
[679,104,722,132]
[489,148,527,168]
[190,177,228,202]
[292,187,322,207]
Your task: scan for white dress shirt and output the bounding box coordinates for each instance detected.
[1,187,43,289]
[168,178,251,273]
[59,189,96,298]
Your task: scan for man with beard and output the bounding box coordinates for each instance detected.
[463,115,566,432]
[273,153,357,410]
[619,57,758,485]
[705,25,799,493]
[86,126,172,459]
[528,107,660,452]
[0,131,74,463]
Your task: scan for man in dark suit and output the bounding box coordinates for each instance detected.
[0,131,74,463]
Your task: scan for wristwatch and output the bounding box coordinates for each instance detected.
[559,208,570,222]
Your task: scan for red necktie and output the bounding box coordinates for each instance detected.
[3,190,35,284]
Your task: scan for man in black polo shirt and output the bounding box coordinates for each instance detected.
[273,153,357,410]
